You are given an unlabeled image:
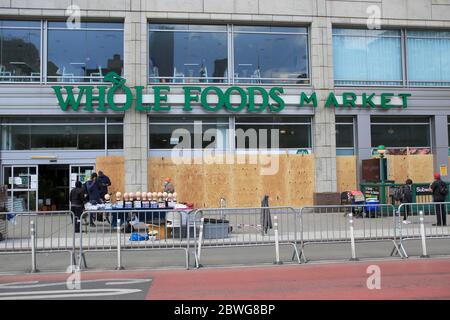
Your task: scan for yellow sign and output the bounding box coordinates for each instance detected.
[440,165,448,176]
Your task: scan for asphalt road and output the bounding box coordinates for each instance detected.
[1,258,450,300]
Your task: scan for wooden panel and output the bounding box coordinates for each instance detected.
[148,154,315,208]
[387,155,434,183]
[336,156,357,192]
[95,156,125,198]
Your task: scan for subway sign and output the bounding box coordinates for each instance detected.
[52,72,411,112]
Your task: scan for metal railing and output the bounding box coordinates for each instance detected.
[397,202,450,257]
[77,209,195,270]
[298,204,406,261]
[0,211,75,272]
[191,207,300,268]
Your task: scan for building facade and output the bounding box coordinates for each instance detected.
[0,0,450,211]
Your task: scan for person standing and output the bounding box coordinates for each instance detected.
[84,172,102,227]
[430,173,448,226]
[70,181,85,233]
[400,179,413,224]
[98,171,112,199]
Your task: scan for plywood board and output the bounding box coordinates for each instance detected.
[95,156,125,199]
[148,154,315,208]
[386,155,434,183]
[336,156,357,192]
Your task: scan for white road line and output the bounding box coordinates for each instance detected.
[0,288,142,300]
[0,279,152,289]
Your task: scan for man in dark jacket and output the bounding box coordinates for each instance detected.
[97,171,112,200]
[70,181,85,233]
[400,179,413,224]
[85,173,102,205]
[430,173,448,226]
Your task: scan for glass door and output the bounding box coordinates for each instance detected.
[3,165,38,212]
[69,165,95,188]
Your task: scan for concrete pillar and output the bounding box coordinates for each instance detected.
[433,115,449,179]
[311,13,337,202]
[123,11,148,192]
[356,114,372,183]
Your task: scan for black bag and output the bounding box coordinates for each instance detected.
[439,182,448,196]
[393,187,403,202]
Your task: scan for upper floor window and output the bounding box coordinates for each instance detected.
[333,28,403,86]
[149,24,227,84]
[407,31,450,87]
[149,24,309,85]
[0,20,41,82]
[371,116,431,149]
[47,22,124,83]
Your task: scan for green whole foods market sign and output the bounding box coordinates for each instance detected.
[52,72,411,112]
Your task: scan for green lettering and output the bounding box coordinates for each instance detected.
[52,86,86,111]
[183,86,201,111]
[381,93,395,109]
[153,86,171,111]
[324,92,339,108]
[201,86,224,112]
[342,92,357,108]
[269,87,285,112]
[398,93,411,109]
[134,86,152,111]
[362,93,376,108]
[247,87,269,112]
[225,86,247,112]
[107,85,133,112]
[299,92,317,107]
[85,86,107,111]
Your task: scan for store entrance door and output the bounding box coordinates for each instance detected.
[2,165,38,212]
[38,165,70,211]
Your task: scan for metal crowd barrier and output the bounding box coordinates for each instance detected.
[298,204,407,261]
[397,202,450,257]
[78,209,194,270]
[0,211,75,272]
[191,207,300,268]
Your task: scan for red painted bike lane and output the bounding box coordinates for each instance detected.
[0,258,449,300]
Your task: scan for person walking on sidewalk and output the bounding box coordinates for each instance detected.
[70,181,85,233]
[400,179,413,224]
[430,173,448,226]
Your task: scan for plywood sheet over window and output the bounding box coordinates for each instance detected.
[336,156,357,192]
[387,155,434,183]
[148,154,315,208]
[95,156,125,198]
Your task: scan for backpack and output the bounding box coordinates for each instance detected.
[439,182,448,196]
[402,185,412,202]
[393,187,403,202]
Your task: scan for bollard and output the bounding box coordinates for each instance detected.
[116,219,124,270]
[419,211,429,258]
[273,216,282,265]
[30,220,39,273]
[349,212,359,261]
[196,218,204,268]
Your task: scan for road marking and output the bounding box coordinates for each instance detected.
[0,288,142,300]
[0,278,151,289]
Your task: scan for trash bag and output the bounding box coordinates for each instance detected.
[129,232,149,241]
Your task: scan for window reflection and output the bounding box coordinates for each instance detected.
[47,22,124,82]
[234,27,309,84]
[0,20,41,82]
[149,24,228,83]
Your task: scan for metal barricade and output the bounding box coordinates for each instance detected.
[298,204,406,262]
[397,202,450,257]
[78,209,194,270]
[192,207,300,268]
[0,211,76,272]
